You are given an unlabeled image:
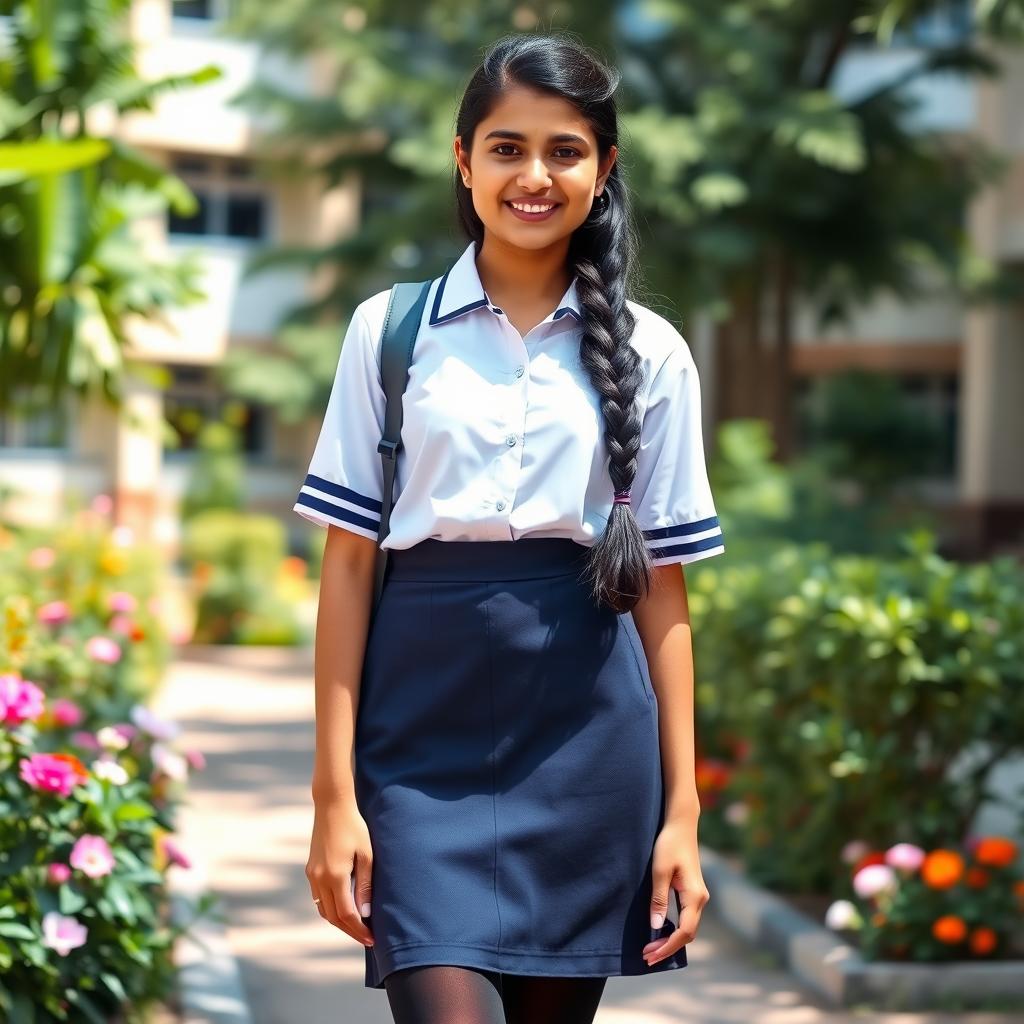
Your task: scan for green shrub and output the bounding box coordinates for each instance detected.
[688,529,1024,893]
[181,510,304,645]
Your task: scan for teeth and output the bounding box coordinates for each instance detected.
[510,201,555,213]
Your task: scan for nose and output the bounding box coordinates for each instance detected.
[517,156,553,190]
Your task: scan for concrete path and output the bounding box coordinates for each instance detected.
[153,646,1002,1024]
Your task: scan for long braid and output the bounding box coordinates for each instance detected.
[570,184,653,611]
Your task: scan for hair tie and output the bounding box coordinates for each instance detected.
[613,489,631,506]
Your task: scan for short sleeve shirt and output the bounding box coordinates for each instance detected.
[294,240,726,568]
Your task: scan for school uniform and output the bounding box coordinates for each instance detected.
[294,239,726,989]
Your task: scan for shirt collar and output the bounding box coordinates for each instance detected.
[428,240,583,327]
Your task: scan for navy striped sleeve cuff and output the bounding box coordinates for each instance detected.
[643,514,725,567]
[293,473,383,541]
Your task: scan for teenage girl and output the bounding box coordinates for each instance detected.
[296,32,726,1024]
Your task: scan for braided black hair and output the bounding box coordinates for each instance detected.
[453,32,652,613]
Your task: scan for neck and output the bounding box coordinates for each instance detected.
[475,234,573,308]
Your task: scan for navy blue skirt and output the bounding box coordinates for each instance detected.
[354,537,687,989]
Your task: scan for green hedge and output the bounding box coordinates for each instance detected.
[689,529,1024,894]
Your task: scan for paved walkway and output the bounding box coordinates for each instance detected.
[154,646,997,1024]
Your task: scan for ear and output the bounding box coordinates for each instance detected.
[596,143,618,195]
[454,135,471,186]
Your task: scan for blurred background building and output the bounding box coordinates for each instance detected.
[0,0,1020,559]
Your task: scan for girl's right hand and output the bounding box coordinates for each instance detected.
[306,796,375,947]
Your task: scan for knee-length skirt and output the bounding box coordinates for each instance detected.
[353,537,687,989]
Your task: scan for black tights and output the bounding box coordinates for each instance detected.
[383,964,608,1024]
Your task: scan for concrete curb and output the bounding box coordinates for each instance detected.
[166,804,254,1024]
[699,844,1024,1011]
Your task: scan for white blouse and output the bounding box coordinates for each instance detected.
[293,240,726,568]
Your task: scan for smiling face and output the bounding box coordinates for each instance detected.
[454,84,617,251]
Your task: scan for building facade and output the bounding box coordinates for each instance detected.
[0,0,1020,559]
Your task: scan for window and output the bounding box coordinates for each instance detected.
[0,398,70,450]
[172,0,214,19]
[166,154,270,242]
[164,365,270,457]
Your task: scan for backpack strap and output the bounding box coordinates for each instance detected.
[373,279,432,617]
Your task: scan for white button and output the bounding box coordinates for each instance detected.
[496,500,506,511]
[515,366,525,378]
[505,433,517,447]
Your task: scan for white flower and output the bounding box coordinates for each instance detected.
[151,743,189,782]
[724,801,749,825]
[852,863,897,899]
[91,759,129,786]
[825,899,862,930]
[96,725,129,751]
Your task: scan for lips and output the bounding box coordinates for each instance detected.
[505,200,561,222]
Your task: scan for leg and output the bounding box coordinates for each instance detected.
[499,973,608,1024]
[384,964,507,1024]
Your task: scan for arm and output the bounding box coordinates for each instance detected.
[306,524,378,949]
[631,562,710,967]
[309,524,378,804]
[631,563,701,823]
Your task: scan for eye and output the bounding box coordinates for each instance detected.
[491,144,582,159]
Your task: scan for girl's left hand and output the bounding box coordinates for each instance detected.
[643,817,710,966]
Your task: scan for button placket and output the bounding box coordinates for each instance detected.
[491,330,530,533]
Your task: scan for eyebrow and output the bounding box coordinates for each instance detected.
[482,129,589,145]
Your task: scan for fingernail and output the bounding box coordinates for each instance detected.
[650,912,664,929]
[361,902,371,917]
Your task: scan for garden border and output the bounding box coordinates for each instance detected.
[699,844,1024,1010]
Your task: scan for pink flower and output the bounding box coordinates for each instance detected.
[0,674,46,725]
[50,698,83,727]
[130,705,180,741]
[91,494,113,517]
[37,600,72,625]
[185,747,206,771]
[108,591,137,614]
[852,863,897,899]
[885,842,926,872]
[85,635,121,664]
[70,730,101,751]
[161,836,192,869]
[47,863,72,885]
[70,834,116,878]
[109,614,134,636]
[41,911,88,956]
[27,546,56,570]
[841,839,871,865]
[19,752,89,797]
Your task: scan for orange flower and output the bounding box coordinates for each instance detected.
[921,849,964,889]
[965,867,989,888]
[968,926,997,956]
[695,758,731,791]
[1013,880,1024,908]
[281,556,307,578]
[974,837,1018,869]
[932,915,967,944]
[871,912,887,927]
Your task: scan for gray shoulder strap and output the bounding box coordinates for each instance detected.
[373,279,432,615]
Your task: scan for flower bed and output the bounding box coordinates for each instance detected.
[0,505,215,1022]
[687,529,1024,970]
